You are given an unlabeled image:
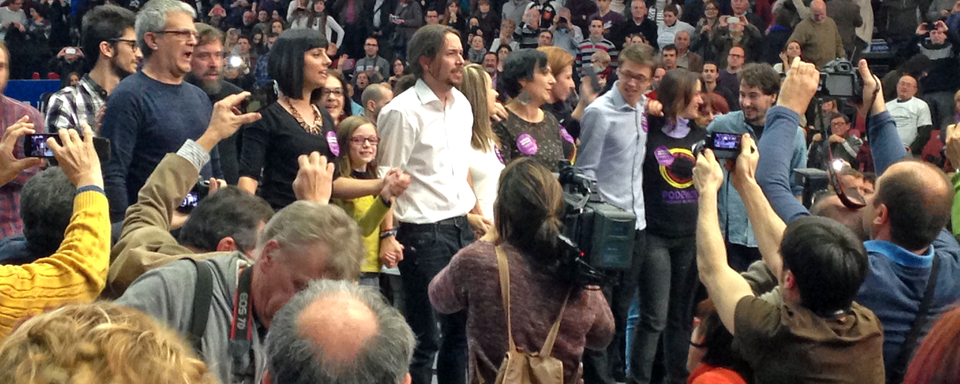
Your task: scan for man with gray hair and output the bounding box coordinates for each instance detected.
[99,0,223,223]
[117,139,365,384]
[266,279,415,384]
[361,83,394,123]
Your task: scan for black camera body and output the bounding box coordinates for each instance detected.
[558,164,637,285]
[818,58,862,102]
[693,132,743,159]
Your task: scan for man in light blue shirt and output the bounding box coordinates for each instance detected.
[575,42,654,384]
[705,62,807,271]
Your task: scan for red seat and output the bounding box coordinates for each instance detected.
[47,72,60,80]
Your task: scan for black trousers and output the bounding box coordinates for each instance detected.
[397,216,475,384]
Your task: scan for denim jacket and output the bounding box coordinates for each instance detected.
[706,110,807,247]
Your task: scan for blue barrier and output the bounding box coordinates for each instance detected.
[3,80,62,109]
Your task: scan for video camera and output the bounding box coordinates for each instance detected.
[817,58,862,102]
[557,163,637,286]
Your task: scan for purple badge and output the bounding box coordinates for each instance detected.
[654,146,675,167]
[517,133,539,156]
[559,127,575,144]
[326,131,340,157]
[641,114,649,133]
[495,145,505,164]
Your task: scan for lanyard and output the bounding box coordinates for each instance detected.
[228,266,254,360]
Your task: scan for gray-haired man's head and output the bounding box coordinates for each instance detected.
[266,279,415,384]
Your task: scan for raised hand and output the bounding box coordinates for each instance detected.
[48,124,102,188]
[198,92,262,151]
[776,57,820,116]
[293,152,335,204]
[0,116,43,186]
[693,149,724,193]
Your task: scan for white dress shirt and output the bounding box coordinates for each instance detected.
[377,79,477,224]
[468,139,505,223]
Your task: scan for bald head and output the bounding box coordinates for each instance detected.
[361,83,394,121]
[811,0,827,22]
[871,161,952,251]
[811,194,867,241]
[267,280,415,384]
[297,293,378,364]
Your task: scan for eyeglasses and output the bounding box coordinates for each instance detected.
[618,69,650,85]
[349,136,380,145]
[728,53,744,58]
[110,38,139,50]
[321,88,343,96]
[159,29,200,42]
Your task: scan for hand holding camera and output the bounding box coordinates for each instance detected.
[0,116,43,186]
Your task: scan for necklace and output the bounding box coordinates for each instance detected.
[283,95,323,135]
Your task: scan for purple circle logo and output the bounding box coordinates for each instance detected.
[559,127,574,144]
[516,133,539,156]
[495,145,505,164]
[326,131,340,157]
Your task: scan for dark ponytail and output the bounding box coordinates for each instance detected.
[495,158,579,289]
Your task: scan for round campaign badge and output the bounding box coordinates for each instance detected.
[326,131,340,156]
[559,127,575,144]
[654,146,675,167]
[517,133,539,156]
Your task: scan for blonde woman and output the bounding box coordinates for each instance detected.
[0,303,218,384]
[458,63,504,226]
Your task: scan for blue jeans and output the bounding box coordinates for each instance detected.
[627,233,699,384]
[396,216,475,384]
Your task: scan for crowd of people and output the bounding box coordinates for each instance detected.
[2,0,960,383]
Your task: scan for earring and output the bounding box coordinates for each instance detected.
[517,90,533,105]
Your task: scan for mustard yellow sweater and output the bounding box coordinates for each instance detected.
[334,194,390,273]
[0,191,110,338]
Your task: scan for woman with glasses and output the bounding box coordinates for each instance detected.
[238,28,339,210]
[493,49,571,172]
[694,1,721,58]
[321,69,351,126]
[629,68,707,384]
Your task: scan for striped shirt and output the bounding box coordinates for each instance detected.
[0,96,43,238]
[575,37,618,77]
[44,75,108,135]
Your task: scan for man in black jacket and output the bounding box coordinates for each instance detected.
[613,0,658,49]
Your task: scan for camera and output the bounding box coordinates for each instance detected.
[178,178,211,212]
[692,132,743,159]
[558,163,637,285]
[818,58,862,102]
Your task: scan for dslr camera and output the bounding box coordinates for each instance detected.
[818,58,862,102]
[557,163,637,285]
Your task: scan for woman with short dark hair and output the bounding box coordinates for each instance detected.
[630,68,708,383]
[493,49,571,172]
[238,28,337,210]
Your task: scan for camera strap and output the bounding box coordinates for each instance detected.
[228,266,254,362]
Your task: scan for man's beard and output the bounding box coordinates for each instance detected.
[184,72,223,95]
[110,58,134,79]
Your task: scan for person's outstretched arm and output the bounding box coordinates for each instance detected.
[0,125,107,338]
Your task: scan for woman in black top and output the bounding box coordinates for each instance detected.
[630,69,708,384]
[493,49,571,172]
[238,29,338,210]
[238,28,391,211]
